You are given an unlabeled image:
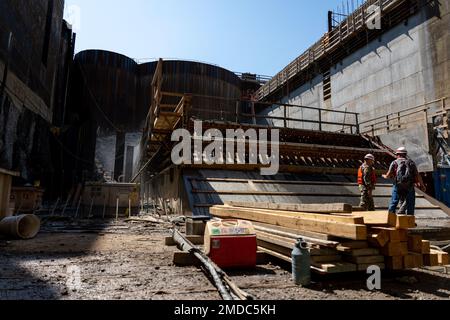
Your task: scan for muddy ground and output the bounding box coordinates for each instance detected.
[1,216,450,300]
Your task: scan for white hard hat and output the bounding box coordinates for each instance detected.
[396,147,408,154]
[364,154,375,161]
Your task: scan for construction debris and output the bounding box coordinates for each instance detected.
[172,229,253,301]
[210,203,450,274]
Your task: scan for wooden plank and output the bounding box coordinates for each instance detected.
[398,229,409,242]
[227,201,353,214]
[258,247,292,264]
[407,235,423,253]
[309,247,340,256]
[311,262,358,274]
[368,230,390,248]
[370,227,402,243]
[219,205,364,224]
[211,206,367,240]
[413,253,424,268]
[404,253,423,269]
[431,250,450,266]
[421,240,431,254]
[351,211,397,226]
[396,215,416,229]
[423,253,439,267]
[386,256,404,270]
[342,248,381,257]
[253,225,339,247]
[257,239,293,257]
[165,235,204,246]
[380,242,408,256]
[311,255,343,263]
[403,255,417,269]
[336,241,368,251]
[345,255,385,264]
[252,222,338,241]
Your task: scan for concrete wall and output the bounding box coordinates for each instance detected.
[95,131,141,182]
[266,0,450,171]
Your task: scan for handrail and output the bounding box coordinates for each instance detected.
[359,98,446,125]
[255,0,412,101]
[187,94,360,134]
[360,97,448,134]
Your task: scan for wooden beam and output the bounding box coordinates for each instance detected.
[256,231,296,248]
[423,252,439,267]
[311,255,342,263]
[386,256,404,270]
[345,255,385,264]
[368,230,390,248]
[257,239,293,257]
[258,247,292,264]
[311,262,357,274]
[396,215,416,229]
[308,245,338,255]
[351,211,397,226]
[341,248,381,257]
[431,250,449,266]
[421,240,431,254]
[214,205,364,225]
[404,253,423,269]
[370,227,400,242]
[227,201,352,214]
[407,235,423,253]
[336,241,369,252]
[211,206,367,240]
[254,226,339,248]
[380,242,408,256]
[252,222,340,242]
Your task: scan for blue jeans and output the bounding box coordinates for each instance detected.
[388,184,416,215]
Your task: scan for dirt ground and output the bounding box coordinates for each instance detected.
[1,216,450,300]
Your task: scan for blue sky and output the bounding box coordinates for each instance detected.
[64,0,353,76]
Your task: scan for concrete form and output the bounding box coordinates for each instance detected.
[259,0,450,172]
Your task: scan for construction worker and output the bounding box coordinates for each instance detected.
[382,147,426,215]
[358,154,377,211]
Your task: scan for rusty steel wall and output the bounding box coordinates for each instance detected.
[159,60,242,121]
[137,61,158,117]
[72,51,243,134]
[74,50,140,133]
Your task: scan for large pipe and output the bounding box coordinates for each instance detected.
[0,215,40,240]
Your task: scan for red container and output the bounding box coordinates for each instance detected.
[208,235,257,269]
[204,219,257,269]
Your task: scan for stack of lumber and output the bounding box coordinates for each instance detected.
[210,202,449,274]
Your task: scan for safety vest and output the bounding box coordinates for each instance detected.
[357,165,377,186]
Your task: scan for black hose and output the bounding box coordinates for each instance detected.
[172,229,235,300]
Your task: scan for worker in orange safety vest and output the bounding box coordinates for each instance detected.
[358,154,377,211]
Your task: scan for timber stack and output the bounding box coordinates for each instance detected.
[210,202,450,274]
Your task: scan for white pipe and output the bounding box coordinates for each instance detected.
[0,215,40,240]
